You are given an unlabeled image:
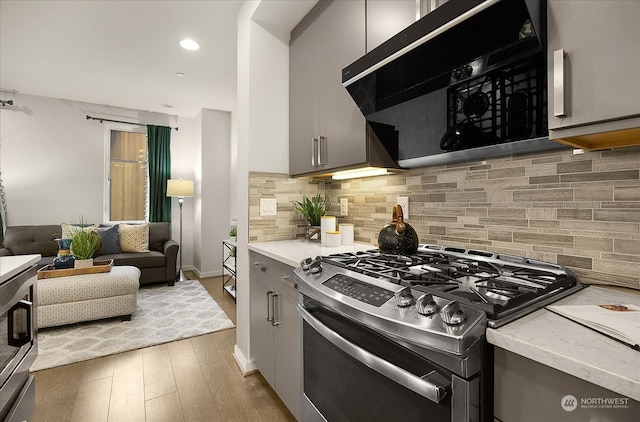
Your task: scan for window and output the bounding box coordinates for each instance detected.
[107,129,148,222]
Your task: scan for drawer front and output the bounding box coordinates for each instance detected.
[249,252,298,299]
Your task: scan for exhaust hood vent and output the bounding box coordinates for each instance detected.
[343,0,565,169]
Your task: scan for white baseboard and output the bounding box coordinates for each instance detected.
[192,268,223,279]
[233,344,257,376]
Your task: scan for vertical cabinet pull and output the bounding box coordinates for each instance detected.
[266,291,274,322]
[271,293,281,326]
[553,48,566,117]
[317,136,327,165]
[311,137,318,166]
[311,136,327,167]
[266,291,281,326]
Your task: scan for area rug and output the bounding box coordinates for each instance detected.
[30,279,235,371]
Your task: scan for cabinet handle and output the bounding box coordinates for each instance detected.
[553,48,566,117]
[266,291,274,322]
[271,293,281,326]
[311,137,318,166]
[281,275,298,289]
[317,136,327,165]
[253,262,266,272]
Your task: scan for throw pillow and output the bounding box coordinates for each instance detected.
[97,225,121,254]
[119,223,150,253]
[61,223,99,239]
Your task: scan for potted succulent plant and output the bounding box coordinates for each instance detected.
[69,221,101,268]
[295,193,327,239]
[229,226,237,242]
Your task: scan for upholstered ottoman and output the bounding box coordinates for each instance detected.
[37,266,140,329]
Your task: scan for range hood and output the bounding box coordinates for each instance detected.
[343,0,565,169]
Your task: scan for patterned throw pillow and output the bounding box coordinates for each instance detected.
[61,223,99,239]
[119,223,150,253]
[97,225,121,254]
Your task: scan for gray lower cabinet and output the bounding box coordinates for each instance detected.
[249,251,300,420]
[289,0,366,176]
[547,0,640,148]
[494,347,640,422]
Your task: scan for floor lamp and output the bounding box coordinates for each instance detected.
[167,179,194,282]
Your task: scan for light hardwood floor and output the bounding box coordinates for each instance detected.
[30,274,296,422]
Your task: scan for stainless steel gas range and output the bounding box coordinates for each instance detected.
[294,244,583,422]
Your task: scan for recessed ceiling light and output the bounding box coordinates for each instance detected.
[179,39,200,51]
[162,104,174,109]
[176,72,185,78]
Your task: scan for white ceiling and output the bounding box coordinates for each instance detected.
[0,0,315,119]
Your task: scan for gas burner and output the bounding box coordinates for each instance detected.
[320,245,582,325]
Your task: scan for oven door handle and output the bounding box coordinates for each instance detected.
[298,305,450,404]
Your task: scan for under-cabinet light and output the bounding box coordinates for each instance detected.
[331,167,389,180]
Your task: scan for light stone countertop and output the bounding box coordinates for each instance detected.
[248,240,374,268]
[487,285,640,401]
[0,254,41,282]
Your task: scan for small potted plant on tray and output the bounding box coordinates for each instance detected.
[70,223,101,268]
[295,193,327,240]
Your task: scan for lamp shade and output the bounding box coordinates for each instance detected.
[167,179,194,197]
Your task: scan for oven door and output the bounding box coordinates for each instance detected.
[299,299,480,422]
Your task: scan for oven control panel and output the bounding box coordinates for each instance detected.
[323,274,394,307]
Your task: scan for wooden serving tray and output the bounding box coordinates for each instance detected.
[37,259,114,279]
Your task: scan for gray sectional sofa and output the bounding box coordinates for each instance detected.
[0,222,179,286]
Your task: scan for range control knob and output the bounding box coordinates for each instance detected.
[300,257,322,274]
[452,64,473,80]
[394,287,415,308]
[309,260,322,274]
[416,294,438,316]
[441,301,466,325]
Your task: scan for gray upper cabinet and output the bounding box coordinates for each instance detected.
[420,0,449,18]
[547,0,640,149]
[366,0,416,52]
[289,0,366,176]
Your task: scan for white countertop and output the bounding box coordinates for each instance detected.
[488,285,640,401]
[0,254,41,282]
[248,240,374,268]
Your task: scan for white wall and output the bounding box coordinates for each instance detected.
[234,0,256,372]
[0,92,197,269]
[193,109,231,278]
[247,21,290,173]
[234,0,293,374]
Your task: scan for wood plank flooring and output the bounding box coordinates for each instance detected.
[30,274,296,422]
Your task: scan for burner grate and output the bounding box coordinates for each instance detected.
[321,247,579,322]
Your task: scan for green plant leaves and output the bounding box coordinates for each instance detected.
[294,193,327,226]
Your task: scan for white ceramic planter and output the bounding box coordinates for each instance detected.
[74,258,93,269]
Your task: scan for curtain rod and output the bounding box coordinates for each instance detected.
[86,115,179,131]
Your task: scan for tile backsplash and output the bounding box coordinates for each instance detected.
[249,146,640,289]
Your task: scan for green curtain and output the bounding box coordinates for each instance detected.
[147,125,172,223]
